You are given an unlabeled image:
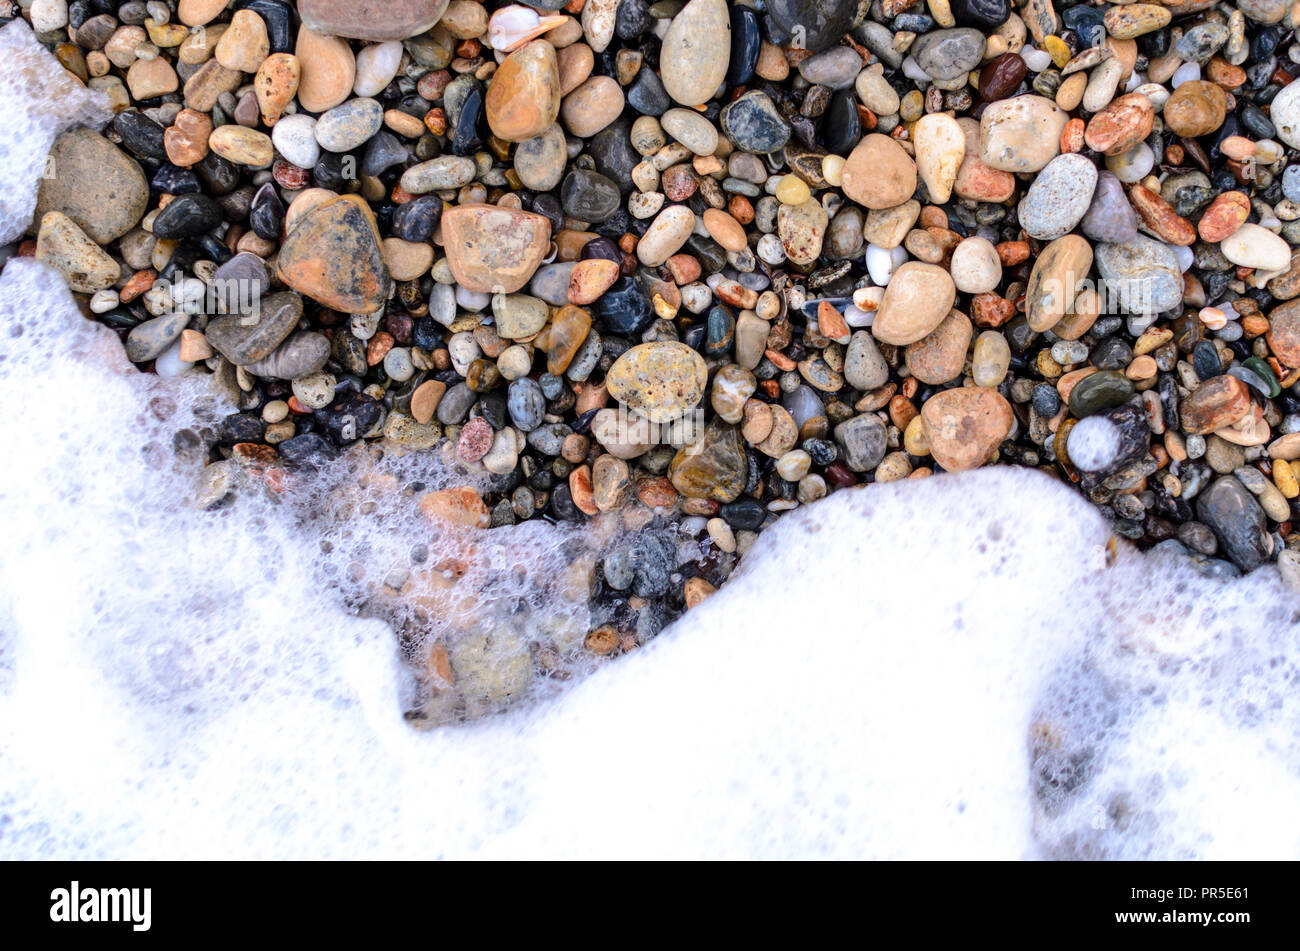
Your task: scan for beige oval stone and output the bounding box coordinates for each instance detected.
[979,95,1068,172]
[905,309,973,385]
[1026,234,1093,331]
[208,125,274,166]
[296,29,355,114]
[842,134,918,210]
[660,0,731,107]
[440,204,553,294]
[913,113,965,204]
[560,75,624,138]
[383,237,435,281]
[637,204,696,266]
[872,262,957,346]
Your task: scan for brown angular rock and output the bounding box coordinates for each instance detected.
[905,309,973,385]
[920,387,1014,472]
[1181,376,1253,435]
[276,195,391,314]
[34,129,148,244]
[441,204,553,294]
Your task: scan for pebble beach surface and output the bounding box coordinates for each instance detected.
[9,0,1300,724]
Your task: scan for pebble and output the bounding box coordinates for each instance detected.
[921,387,1014,472]
[872,262,957,345]
[35,211,120,292]
[842,134,917,209]
[295,28,355,113]
[1018,153,1097,241]
[315,98,383,153]
[276,195,390,313]
[441,204,552,293]
[35,130,148,244]
[660,0,731,107]
[486,41,561,142]
[607,342,708,423]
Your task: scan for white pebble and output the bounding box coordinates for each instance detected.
[1172,244,1194,273]
[353,41,403,98]
[1171,62,1201,88]
[865,244,908,286]
[1021,47,1052,72]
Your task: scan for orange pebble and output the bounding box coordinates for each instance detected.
[1060,117,1085,153]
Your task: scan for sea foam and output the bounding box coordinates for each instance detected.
[1,22,1298,860]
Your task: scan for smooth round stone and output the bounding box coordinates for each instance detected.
[824,206,865,260]
[1069,371,1134,418]
[594,277,653,334]
[35,212,120,293]
[979,95,1068,173]
[507,378,547,431]
[949,236,1002,293]
[913,113,965,204]
[35,130,148,245]
[920,387,1013,472]
[971,330,1010,387]
[152,194,222,239]
[530,263,578,306]
[560,169,621,223]
[298,0,450,42]
[362,131,408,177]
[842,134,917,209]
[1018,153,1098,240]
[401,155,475,193]
[486,40,561,142]
[821,89,862,155]
[627,67,671,116]
[1276,80,1300,150]
[661,108,719,156]
[391,195,442,243]
[719,90,791,153]
[727,6,761,88]
[777,199,828,267]
[296,28,356,113]
[315,98,383,153]
[492,293,549,339]
[276,196,390,313]
[1220,223,1291,271]
[660,0,731,106]
[114,109,167,163]
[844,330,889,390]
[353,40,403,97]
[1163,80,1227,138]
[765,0,856,53]
[637,205,695,266]
[1197,476,1270,571]
[952,0,1010,29]
[912,28,986,82]
[607,341,708,423]
[561,76,625,138]
[872,262,956,346]
[1080,170,1138,243]
[513,124,568,191]
[270,114,320,169]
[797,46,862,90]
[205,291,301,364]
[293,371,338,410]
[126,312,189,363]
[1094,236,1183,313]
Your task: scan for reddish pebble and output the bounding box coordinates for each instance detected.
[457,417,494,463]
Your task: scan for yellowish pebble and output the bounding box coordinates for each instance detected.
[903,415,930,456]
[1276,459,1300,499]
[822,154,845,187]
[1043,35,1070,68]
[926,0,956,28]
[775,174,811,206]
[900,89,924,122]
